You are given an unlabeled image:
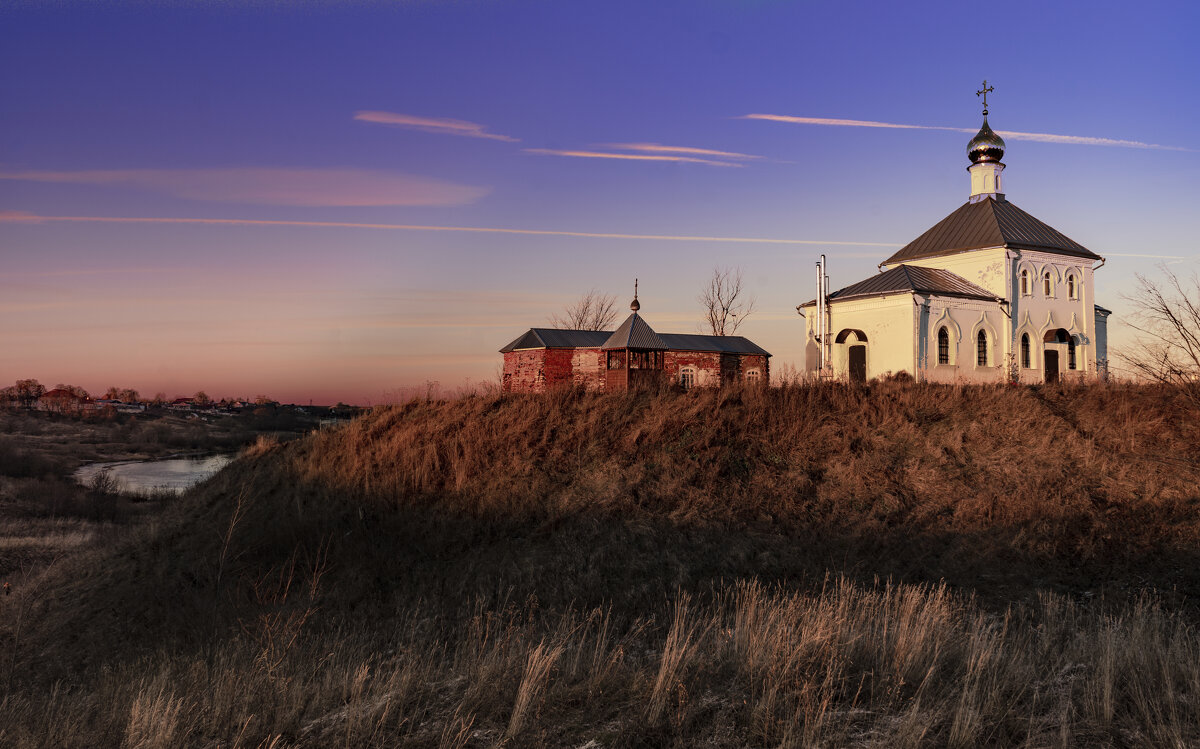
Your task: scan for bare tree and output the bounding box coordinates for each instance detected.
[699,266,757,336]
[549,289,619,331]
[1117,268,1200,406]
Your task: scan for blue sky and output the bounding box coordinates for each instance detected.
[2,0,1197,402]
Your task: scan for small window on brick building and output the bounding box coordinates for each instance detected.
[745,369,761,385]
[679,366,696,390]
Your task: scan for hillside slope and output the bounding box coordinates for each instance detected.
[5,383,1200,746]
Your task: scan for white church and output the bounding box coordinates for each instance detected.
[801,89,1110,384]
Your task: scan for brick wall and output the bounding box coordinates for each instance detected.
[571,348,605,390]
[506,348,770,393]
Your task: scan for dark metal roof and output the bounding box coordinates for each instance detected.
[883,197,1101,265]
[800,264,999,307]
[500,325,770,356]
[1094,304,1113,315]
[658,334,771,356]
[602,313,668,350]
[499,328,612,353]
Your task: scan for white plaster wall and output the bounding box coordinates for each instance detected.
[806,295,916,380]
[917,296,1007,383]
[1010,249,1098,381]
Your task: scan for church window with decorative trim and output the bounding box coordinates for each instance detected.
[1043,271,1053,296]
[937,327,950,365]
[1021,333,1031,368]
[976,330,988,366]
[1020,269,1029,296]
[1068,339,1077,370]
[1067,274,1077,299]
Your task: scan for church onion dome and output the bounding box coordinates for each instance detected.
[967,117,1006,163]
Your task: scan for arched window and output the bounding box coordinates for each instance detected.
[937,327,950,365]
[1068,339,1077,370]
[1043,272,1052,296]
[1020,269,1029,296]
[679,366,696,390]
[745,369,761,385]
[1067,274,1076,299]
[976,330,988,366]
[1021,333,1031,368]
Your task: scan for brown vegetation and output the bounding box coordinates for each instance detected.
[2,382,1199,746]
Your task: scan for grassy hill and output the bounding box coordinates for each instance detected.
[3,383,1200,747]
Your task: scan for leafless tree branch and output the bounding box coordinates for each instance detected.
[1116,268,1200,407]
[699,266,757,336]
[549,289,619,331]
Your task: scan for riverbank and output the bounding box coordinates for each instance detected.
[0,410,311,581]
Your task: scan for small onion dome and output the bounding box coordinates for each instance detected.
[630,297,640,312]
[967,117,1006,163]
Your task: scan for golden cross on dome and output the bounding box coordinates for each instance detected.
[976,80,994,116]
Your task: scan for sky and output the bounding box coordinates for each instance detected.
[2,0,1198,404]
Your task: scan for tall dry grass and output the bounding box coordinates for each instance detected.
[2,580,1198,746]
[2,381,1199,745]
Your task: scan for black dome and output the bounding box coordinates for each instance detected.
[967,117,1006,163]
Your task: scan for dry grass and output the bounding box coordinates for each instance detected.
[1,381,1199,746]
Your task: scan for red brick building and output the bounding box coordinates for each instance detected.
[500,300,770,394]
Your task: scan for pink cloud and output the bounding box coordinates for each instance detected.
[354,111,518,142]
[0,168,490,207]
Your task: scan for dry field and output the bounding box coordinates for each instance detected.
[2,382,1199,747]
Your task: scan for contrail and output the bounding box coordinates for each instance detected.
[0,213,902,247]
[741,114,1191,152]
[2,213,1181,258]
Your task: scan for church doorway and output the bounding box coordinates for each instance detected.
[1042,328,1069,384]
[1044,350,1059,383]
[848,345,867,382]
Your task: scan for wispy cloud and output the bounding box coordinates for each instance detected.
[0,168,489,207]
[354,111,518,142]
[597,142,763,160]
[0,213,899,246]
[524,148,743,167]
[741,114,1190,151]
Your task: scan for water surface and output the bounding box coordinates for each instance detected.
[74,454,234,495]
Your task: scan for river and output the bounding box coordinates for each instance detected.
[74,454,234,495]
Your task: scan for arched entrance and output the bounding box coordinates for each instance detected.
[835,329,868,382]
[1042,328,1070,383]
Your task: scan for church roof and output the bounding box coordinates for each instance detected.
[499,325,769,356]
[801,264,999,307]
[658,334,770,356]
[883,196,1101,265]
[602,312,668,350]
[499,328,611,352]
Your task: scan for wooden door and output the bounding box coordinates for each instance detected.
[849,345,867,383]
[1044,350,1059,383]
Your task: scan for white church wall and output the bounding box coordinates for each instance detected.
[919,296,1007,383]
[1010,249,1099,380]
[823,295,915,379]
